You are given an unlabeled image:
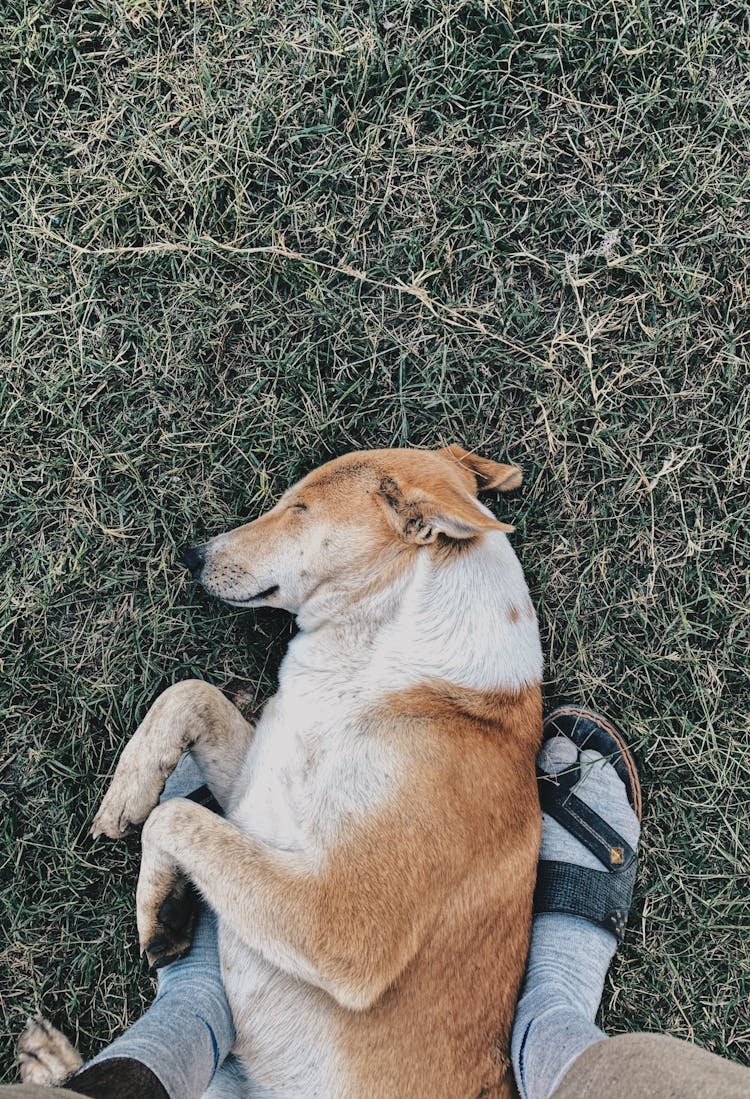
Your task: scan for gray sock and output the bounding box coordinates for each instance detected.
[87,754,240,1099]
[203,1055,249,1098]
[511,736,641,1099]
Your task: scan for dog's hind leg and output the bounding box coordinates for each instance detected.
[92,680,255,840]
[17,1016,82,1086]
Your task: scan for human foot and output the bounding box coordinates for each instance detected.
[534,705,641,942]
[511,705,642,1099]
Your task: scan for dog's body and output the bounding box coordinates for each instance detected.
[24,447,543,1098]
[218,518,542,1098]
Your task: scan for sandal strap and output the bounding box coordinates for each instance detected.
[538,779,637,872]
[534,859,637,943]
[185,784,223,815]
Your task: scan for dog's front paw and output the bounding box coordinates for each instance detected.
[18,1016,82,1085]
[139,872,198,969]
[136,804,198,968]
[91,749,164,839]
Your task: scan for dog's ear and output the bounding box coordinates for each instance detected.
[437,444,522,493]
[376,477,513,544]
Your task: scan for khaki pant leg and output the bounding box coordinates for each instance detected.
[551,1033,750,1099]
[0,1088,82,1098]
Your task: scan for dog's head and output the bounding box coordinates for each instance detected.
[182,446,521,616]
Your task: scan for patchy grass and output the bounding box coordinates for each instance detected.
[1,0,749,1080]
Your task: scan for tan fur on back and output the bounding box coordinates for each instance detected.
[337,685,542,1098]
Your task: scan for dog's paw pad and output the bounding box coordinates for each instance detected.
[158,880,197,933]
[18,1016,82,1085]
[142,880,198,969]
[144,931,193,969]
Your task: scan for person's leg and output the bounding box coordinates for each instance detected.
[0,1062,257,1099]
[511,707,641,1099]
[550,1032,750,1099]
[513,706,750,1099]
[202,1056,250,1098]
[67,756,239,1099]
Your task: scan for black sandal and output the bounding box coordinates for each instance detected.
[533,705,642,944]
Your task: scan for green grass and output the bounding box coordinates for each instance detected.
[1,0,749,1081]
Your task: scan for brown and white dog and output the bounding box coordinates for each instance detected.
[28,446,543,1098]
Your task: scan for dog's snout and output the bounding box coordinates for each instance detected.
[180,544,206,577]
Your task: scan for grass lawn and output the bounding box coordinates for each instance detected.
[1,0,748,1082]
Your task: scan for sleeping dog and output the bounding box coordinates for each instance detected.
[25,446,543,1099]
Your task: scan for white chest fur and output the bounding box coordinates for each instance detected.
[229,647,400,855]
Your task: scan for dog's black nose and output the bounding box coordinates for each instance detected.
[180,544,205,577]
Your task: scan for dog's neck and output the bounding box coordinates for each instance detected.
[283,532,542,696]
